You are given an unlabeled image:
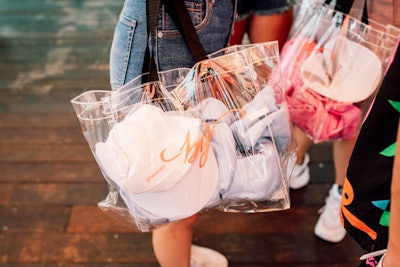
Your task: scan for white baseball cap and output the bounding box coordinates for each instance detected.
[95,104,204,193]
[300,36,382,103]
[95,104,220,220]
[125,146,219,220]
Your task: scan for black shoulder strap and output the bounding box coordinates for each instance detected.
[327,0,368,23]
[142,0,207,81]
[161,0,207,63]
[142,0,161,82]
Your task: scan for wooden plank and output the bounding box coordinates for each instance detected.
[0,92,80,113]
[309,163,335,183]
[0,128,86,145]
[194,208,321,235]
[8,183,108,205]
[0,231,155,263]
[289,183,333,206]
[0,144,94,162]
[0,113,80,128]
[196,233,363,264]
[67,206,137,234]
[0,163,103,183]
[0,0,120,96]
[0,231,362,264]
[0,92,109,114]
[0,184,13,205]
[0,205,70,232]
[0,75,111,95]
[0,40,113,53]
[308,143,334,163]
[0,57,111,73]
[0,22,117,37]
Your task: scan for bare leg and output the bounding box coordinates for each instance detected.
[293,126,313,165]
[288,126,313,189]
[383,121,400,266]
[247,9,293,50]
[332,138,357,187]
[152,215,198,267]
[229,18,248,45]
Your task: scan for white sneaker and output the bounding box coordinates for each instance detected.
[190,245,228,267]
[314,184,346,243]
[377,253,386,267]
[289,153,310,189]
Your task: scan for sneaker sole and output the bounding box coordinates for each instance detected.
[314,218,346,243]
[190,245,228,267]
[289,153,310,189]
[289,166,310,189]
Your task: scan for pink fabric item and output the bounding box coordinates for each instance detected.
[282,37,362,142]
[285,85,362,143]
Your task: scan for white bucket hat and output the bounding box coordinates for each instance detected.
[300,36,382,103]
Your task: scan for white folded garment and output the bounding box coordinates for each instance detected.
[221,141,282,200]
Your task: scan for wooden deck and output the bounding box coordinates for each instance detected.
[0,0,364,266]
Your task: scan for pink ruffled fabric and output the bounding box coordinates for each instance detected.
[285,85,361,143]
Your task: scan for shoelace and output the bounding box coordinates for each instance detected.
[359,249,387,260]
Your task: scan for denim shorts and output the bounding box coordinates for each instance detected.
[109,0,236,89]
[236,0,294,20]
